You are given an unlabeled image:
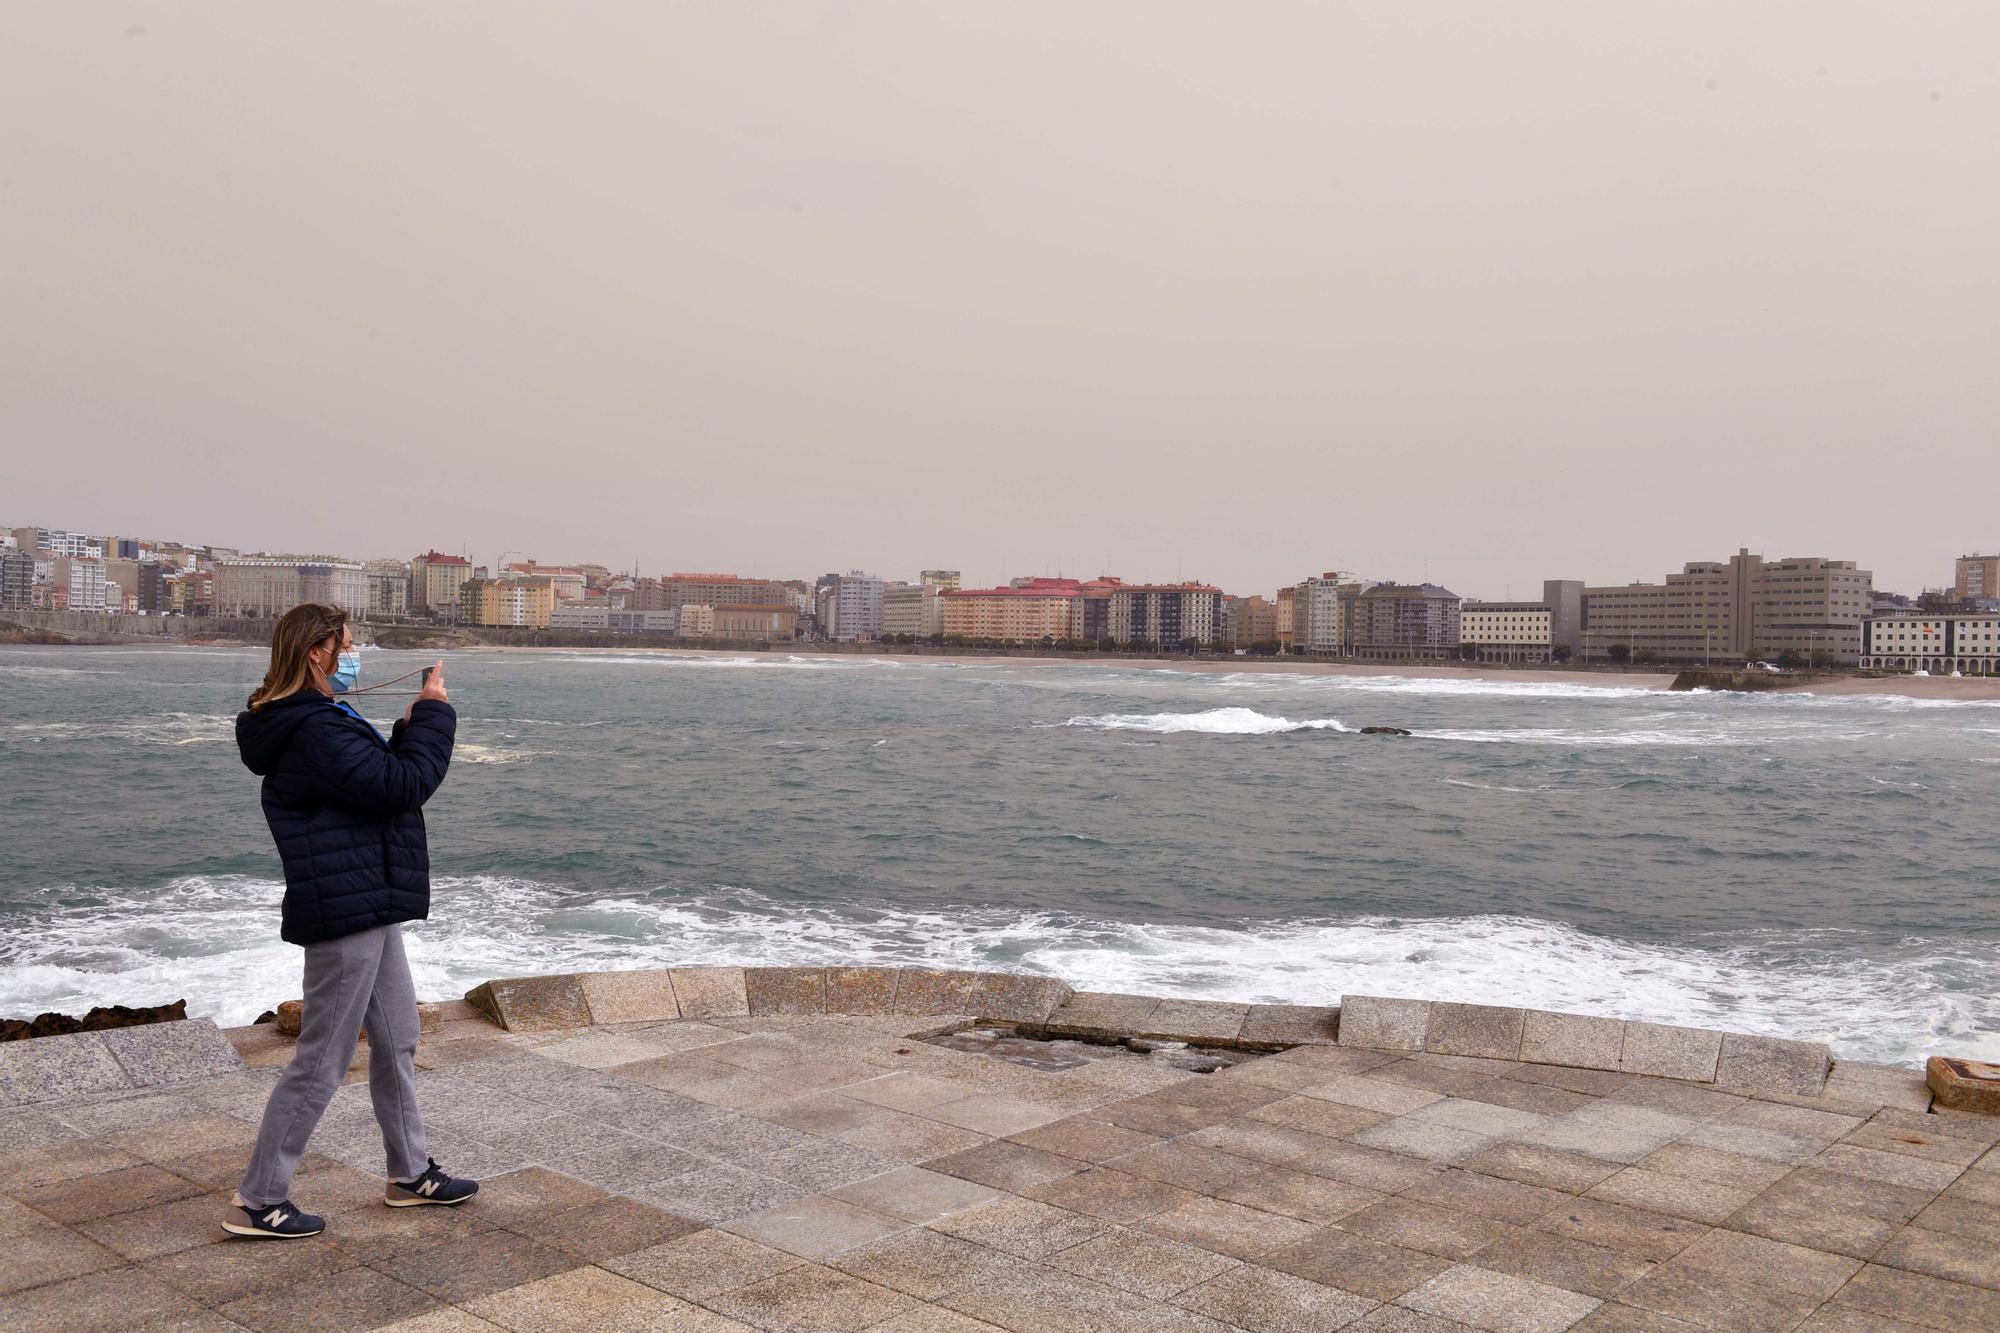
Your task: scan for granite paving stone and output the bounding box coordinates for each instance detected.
[528,1029,691,1070]
[1214,1163,1385,1223]
[76,1188,233,1261]
[602,1227,805,1300]
[1140,1194,1320,1260]
[1533,1198,1708,1263]
[576,968,681,1025]
[1051,1225,1241,1299]
[1270,1044,1402,1075]
[889,969,978,1016]
[633,1163,810,1225]
[1425,1005,1528,1062]
[1249,1094,1388,1139]
[1173,1263,1378,1332]
[1303,1073,1447,1116]
[1414,1096,1549,1138]
[723,1193,910,1260]
[0,1223,125,1297]
[1823,1063,1934,1114]
[669,968,751,1021]
[1039,991,1161,1037]
[933,1252,1222,1333]
[0,1136,144,1191]
[1618,1024,1721,1084]
[825,1165,999,1224]
[1505,1065,1637,1098]
[826,1225,1023,1300]
[0,1032,132,1104]
[367,1229,577,1305]
[139,1233,362,1306]
[0,1265,209,1332]
[922,1137,1081,1192]
[50,1090,203,1137]
[1631,1142,1792,1192]
[465,975,591,1033]
[319,1198,499,1265]
[1264,1226,1454,1302]
[1008,1112,1162,1163]
[1840,1110,1991,1167]
[1714,1033,1831,1097]
[16,1161,206,1225]
[1471,1229,1659,1300]
[97,1021,248,1088]
[1211,1058,1326,1093]
[918,1091,1065,1137]
[1830,1262,2000,1329]
[535,1129,706,1192]
[1583,1167,1761,1224]
[965,971,1072,1024]
[221,1264,441,1332]
[1871,1222,2000,1288]
[499,1194,702,1262]
[1106,1139,1265,1193]
[823,967,899,1016]
[1239,1003,1342,1049]
[758,1136,907,1192]
[454,1166,606,1227]
[1520,1012,1627,1074]
[866,1309,999,1332]
[742,967,828,1017]
[1340,997,1434,1052]
[1349,1115,1495,1164]
[1462,1143,1624,1195]
[1141,999,1250,1044]
[1676,1119,1824,1164]
[708,1262,919,1330]
[1515,1103,1695,1165]
[1403,1167,1572,1225]
[1666,1225,1860,1297]
[1293,1138,1445,1193]
[0,1107,83,1155]
[1183,1117,1342,1168]
[1812,1144,1962,1193]
[461,1264,706,1331]
[1456,1078,1598,1119]
[1338,1197,1520,1260]
[1603,1079,1744,1122]
[1615,1264,1824,1333]
[928,1194,1109,1259]
[1396,1263,1602,1333]
[1024,1164,1200,1224]
[1909,1193,2000,1246]
[840,1073,970,1115]
[1728,1167,1932,1257]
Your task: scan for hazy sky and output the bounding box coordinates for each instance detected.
[4,4,1993,598]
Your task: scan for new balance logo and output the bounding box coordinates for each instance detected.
[265,1208,290,1227]
[416,1178,439,1197]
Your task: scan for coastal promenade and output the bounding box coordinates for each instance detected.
[2,967,1996,1331]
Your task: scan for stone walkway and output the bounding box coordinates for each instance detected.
[1,970,1997,1331]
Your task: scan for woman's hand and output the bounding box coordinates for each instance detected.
[404,661,447,721]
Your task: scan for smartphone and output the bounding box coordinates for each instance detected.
[420,666,435,685]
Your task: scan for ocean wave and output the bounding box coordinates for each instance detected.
[4,875,1990,1066]
[3,712,238,746]
[1057,707,1352,735]
[1416,727,1749,748]
[557,653,896,671]
[1252,673,1663,701]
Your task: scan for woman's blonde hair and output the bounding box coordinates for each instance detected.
[248,603,349,711]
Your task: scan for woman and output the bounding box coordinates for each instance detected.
[227,602,475,1239]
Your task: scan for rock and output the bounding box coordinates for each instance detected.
[1359,726,1412,736]
[253,1010,277,1026]
[272,999,441,1041]
[1928,1056,2000,1116]
[276,1000,304,1036]
[0,1000,188,1043]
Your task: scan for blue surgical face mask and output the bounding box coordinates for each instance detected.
[326,649,361,694]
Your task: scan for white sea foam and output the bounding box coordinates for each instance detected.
[5,875,1990,1066]
[1058,707,1352,735]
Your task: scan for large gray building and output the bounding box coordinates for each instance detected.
[1351,584,1462,660]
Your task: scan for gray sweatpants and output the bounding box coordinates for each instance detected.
[239,923,428,1207]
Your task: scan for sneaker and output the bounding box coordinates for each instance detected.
[223,1200,326,1239]
[385,1158,479,1207]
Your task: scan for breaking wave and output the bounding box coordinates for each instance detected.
[1058,707,1353,735]
[3,875,1990,1066]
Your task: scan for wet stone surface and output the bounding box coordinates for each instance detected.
[927,1023,1263,1075]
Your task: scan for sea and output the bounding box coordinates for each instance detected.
[2,644,1996,1066]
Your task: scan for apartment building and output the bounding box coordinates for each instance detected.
[829,572,885,642]
[679,604,715,637]
[1224,595,1278,646]
[1861,614,2000,675]
[363,559,411,618]
[410,551,472,615]
[1957,555,1999,602]
[213,557,363,617]
[1582,550,1872,664]
[1,547,35,609]
[136,562,171,615]
[1274,586,1295,646]
[631,573,787,613]
[940,579,1082,641]
[920,570,961,591]
[1461,602,1554,662]
[1291,572,1370,653]
[461,576,556,629]
[501,561,588,602]
[1351,584,1462,659]
[1108,582,1224,646]
[883,581,943,638]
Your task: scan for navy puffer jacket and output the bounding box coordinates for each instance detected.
[236,691,456,945]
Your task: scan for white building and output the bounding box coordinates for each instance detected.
[65,557,109,612]
[1461,601,1555,662]
[1860,614,2000,675]
[1293,572,1372,653]
[679,604,715,637]
[831,571,885,642]
[883,581,943,639]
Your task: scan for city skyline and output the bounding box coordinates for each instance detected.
[5,5,1996,601]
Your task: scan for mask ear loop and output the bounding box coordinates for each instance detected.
[343,666,433,696]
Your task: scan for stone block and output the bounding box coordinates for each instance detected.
[462,974,591,1032]
[744,967,827,1017]
[0,1031,131,1104]
[668,967,750,1020]
[1425,1002,1527,1060]
[1619,1020,1722,1082]
[1715,1032,1831,1096]
[1338,995,1432,1051]
[1520,1009,1626,1072]
[1139,999,1248,1044]
[1238,1003,1339,1048]
[965,972,1071,1024]
[1037,991,1160,1037]
[96,1019,246,1087]
[826,967,899,1015]
[579,970,681,1024]
[1824,1060,1933,1113]
[1925,1056,2000,1117]
[891,968,978,1015]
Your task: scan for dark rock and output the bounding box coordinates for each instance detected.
[0,999,188,1042]
[253,1010,278,1025]
[1359,726,1412,736]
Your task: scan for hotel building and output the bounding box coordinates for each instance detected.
[1581,550,1871,665]
[1461,602,1555,662]
[1860,614,2000,675]
[940,578,1083,641]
